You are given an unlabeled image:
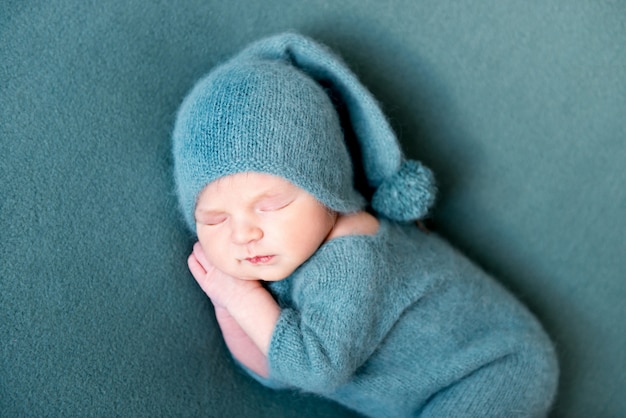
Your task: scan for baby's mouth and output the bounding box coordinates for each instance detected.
[245,255,275,265]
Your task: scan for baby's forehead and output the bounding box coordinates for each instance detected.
[211,172,295,189]
[202,172,304,200]
[196,171,317,213]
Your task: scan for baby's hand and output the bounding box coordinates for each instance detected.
[187,242,263,310]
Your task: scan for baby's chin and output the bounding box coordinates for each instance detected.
[231,260,299,282]
[253,273,292,283]
[235,268,293,283]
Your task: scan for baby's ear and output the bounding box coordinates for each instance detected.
[327,212,379,241]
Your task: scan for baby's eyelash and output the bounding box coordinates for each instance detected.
[257,198,294,212]
[202,215,227,225]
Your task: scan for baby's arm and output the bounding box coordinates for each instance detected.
[187,212,378,381]
[188,242,279,377]
[213,306,268,377]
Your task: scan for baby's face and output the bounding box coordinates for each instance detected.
[195,172,337,282]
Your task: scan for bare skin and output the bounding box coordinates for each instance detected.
[188,172,378,377]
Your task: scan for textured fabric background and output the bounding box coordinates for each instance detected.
[2,1,624,416]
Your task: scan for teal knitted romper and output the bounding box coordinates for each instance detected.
[254,220,558,417]
[172,32,559,417]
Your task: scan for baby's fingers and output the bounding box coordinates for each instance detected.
[188,250,207,282]
[192,242,212,270]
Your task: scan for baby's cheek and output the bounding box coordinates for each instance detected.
[201,244,228,270]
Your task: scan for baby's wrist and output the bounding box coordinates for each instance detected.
[224,282,266,314]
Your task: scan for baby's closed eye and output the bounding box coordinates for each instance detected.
[197,212,228,226]
[256,196,295,212]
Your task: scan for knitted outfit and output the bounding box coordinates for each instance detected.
[172,33,559,417]
[258,219,558,417]
[173,32,435,232]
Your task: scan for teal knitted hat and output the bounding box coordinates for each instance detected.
[173,32,436,232]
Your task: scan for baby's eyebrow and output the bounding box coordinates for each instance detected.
[196,207,223,214]
[254,190,286,200]
[195,189,294,213]
[251,185,297,201]
[194,207,225,218]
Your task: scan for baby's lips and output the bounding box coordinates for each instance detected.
[246,255,275,265]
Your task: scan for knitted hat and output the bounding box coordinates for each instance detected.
[173,32,436,232]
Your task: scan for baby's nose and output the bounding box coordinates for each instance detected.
[231,220,263,244]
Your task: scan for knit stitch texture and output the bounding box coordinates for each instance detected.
[258,220,559,417]
[172,33,436,232]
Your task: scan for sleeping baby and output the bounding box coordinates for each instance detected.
[172,32,558,417]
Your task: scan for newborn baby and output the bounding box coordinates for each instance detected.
[172,32,559,417]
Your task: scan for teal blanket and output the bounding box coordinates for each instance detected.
[2,1,625,416]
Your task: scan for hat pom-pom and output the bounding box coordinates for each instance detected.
[371,160,436,222]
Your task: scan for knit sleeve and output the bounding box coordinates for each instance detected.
[266,237,395,393]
